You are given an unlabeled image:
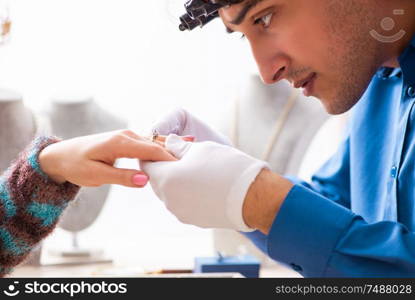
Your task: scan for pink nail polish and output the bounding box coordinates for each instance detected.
[183,135,195,141]
[133,174,148,186]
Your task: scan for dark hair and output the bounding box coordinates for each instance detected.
[214,0,245,5]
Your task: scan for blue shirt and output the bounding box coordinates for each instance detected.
[244,33,415,277]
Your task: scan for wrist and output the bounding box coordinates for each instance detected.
[243,169,293,234]
[39,144,66,184]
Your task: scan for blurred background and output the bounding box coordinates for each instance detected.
[0,0,347,277]
[0,0,255,123]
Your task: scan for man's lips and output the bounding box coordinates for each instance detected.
[293,72,317,89]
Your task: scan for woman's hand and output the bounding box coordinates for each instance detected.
[39,129,177,188]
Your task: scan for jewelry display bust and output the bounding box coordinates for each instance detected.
[214,74,329,268]
[0,88,49,266]
[0,88,36,172]
[48,94,126,263]
[224,74,329,175]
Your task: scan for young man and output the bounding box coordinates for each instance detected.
[142,0,415,277]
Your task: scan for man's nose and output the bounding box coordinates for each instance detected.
[249,39,289,85]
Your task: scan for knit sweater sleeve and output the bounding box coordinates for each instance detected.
[0,136,80,277]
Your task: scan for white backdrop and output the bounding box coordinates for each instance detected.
[0,0,257,127]
[0,0,260,271]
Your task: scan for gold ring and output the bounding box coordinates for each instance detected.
[151,129,159,143]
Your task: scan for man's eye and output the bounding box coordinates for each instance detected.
[253,13,273,28]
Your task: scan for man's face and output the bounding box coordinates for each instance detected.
[219,0,384,114]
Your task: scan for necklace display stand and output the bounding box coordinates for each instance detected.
[213,74,329,269]
[0,89,36,172]
[44,94,126,266]
[0,88,46,266]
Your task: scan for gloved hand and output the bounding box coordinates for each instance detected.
[140,134,269,232]
[150,108,232,146]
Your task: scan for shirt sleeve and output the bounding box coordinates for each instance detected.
[266,184,415,277]
[0,136,80,277]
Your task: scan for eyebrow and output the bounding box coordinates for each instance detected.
[225,0,264,33]
[231,0,264,25]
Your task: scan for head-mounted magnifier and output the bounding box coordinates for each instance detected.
[179,0,243,31]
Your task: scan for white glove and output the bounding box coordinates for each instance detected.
[150,108,232,146]
[140,134,269,232]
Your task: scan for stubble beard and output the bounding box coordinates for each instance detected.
[322,0,383,115]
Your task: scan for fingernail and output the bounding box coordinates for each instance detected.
[133,174,148,186]
[183,135,195,142]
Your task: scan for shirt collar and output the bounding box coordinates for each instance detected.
[410,33,415,47]
[398,33,415,86]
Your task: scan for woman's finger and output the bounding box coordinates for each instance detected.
[119,129,141,140]
[155,135,166,143]
[155,135,194,143]
[110,136,177,161]
[93,162,150,188]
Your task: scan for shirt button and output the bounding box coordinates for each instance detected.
[376,67,393,79]
[391,166,398,178]
[290,263,303,272]
[408,86,415,98]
